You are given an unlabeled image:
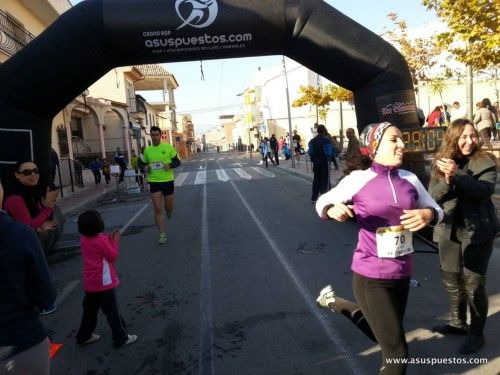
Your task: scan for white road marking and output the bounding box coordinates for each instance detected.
[199,182,214,374]
[54,279,80,307]
[53,204,149,309]
[215,168,230,182]
[195,170,206,185]
[119,204,149,234]
[233,168,252,180]
[174,172,189,186]
[251,166,275,177]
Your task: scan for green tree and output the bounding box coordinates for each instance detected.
[384,13,442,84]
[422,0,500,70]
[292,84,353,122]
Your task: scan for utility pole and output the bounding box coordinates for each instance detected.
[339,101,344,148]
[283,56,295,168]
[466,65,474,119]
[316,74,320,124]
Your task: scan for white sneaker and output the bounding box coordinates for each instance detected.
[118,334,138,348]
[82,333,100,345]
[316,285,336,308]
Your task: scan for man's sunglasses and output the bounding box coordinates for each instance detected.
[18,168,39,176]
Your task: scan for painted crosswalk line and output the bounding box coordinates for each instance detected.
[194,171,207,185]
[233,168,252,180]
[172,167,277,187]
[215,168,230,182]
[174,172,189,186]
[251,167,275,177]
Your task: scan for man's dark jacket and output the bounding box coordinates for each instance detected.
[0,210,56,351]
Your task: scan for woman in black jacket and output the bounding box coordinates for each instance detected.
[429,118,497,354]
[0,178,57,374]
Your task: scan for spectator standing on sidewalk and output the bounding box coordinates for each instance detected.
[292,130,302,163]
[102,159,111,185]
[114,148,127,183]
[89,157,102,185]
[269,134,279,165]
[130,150,144,189]
[429,118,497,355]
[450,101,467,122]
[278,136,285,158]
[329,135,340,170]
[315,122,442,374]
[342,128,361,176]
[440,105,451,125]
[260,137,275,168]
[427,106,442,127]
[482,98,498,141]
[308,125,334,202]
[473,101,494,148]
[0,177,57,375]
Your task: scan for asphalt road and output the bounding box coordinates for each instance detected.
[43,151,500,375]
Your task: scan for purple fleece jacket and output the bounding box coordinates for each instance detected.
[316,162,443,279]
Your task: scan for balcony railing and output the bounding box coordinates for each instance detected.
[0,10,35,57]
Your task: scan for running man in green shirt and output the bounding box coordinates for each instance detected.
[143,126,181,244]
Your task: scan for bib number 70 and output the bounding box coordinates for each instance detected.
[394,234,405,245]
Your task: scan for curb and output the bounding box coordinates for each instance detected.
[59,189,117,219]
[276,164,314,182]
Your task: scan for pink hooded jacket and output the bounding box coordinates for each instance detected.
[80,233,119,292]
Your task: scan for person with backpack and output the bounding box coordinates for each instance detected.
[308,124,334,202]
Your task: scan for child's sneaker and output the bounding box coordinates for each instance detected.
[81,333,100,345]
[158,233,167,244]
[316,285,336,308]
[116,334,138,348]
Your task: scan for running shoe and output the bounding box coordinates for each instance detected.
[116,334,138,348]
[81,333,101,345]
[158,233,167,244]
[166,211,173,219]
[316,285,336,308]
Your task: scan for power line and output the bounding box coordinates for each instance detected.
[177,103,243,114]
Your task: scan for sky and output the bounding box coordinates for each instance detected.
[70,0,439,134]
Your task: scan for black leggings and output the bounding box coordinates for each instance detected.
[330,273,410,375]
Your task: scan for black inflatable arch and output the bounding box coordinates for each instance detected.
[0,0,419,190]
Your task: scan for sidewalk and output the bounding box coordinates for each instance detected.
[56,183,117,217]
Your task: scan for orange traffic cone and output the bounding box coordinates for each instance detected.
[48,340,63,359]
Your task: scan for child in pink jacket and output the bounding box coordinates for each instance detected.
[75,209,137,348]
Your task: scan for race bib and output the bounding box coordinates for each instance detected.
[150,162,164,171]
[376,225,414,258]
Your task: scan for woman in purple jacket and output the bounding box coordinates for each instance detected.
[315,122,443,375]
